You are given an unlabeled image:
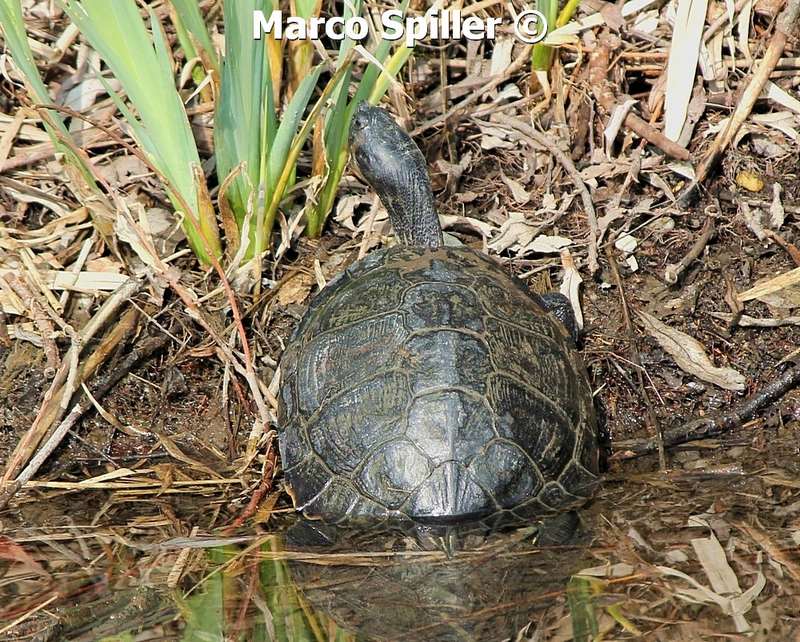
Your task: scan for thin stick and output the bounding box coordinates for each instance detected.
[0,278,141,491]
[411,46,533,136]
[679,0,800,204]
[613,362,800,457]
[10,335,169,497]
[605,242,667,470]
[664,212,716,284]
[491,115,601,275]
[588,33,691,161]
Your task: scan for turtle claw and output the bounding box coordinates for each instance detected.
[539,292,580,345]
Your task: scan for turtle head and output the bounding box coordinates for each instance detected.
[349,103,406,198]
[349,103,443,248]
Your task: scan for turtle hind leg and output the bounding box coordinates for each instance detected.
[535,511,581,546]
[539,292,580,345]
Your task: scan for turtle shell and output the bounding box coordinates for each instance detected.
[278,245,598,526]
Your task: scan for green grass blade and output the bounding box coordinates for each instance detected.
[304,72,355,237]
[606,603,642,636]
[0,1,93,178]
[60,0,221,263]
[287,0,321,97]
[262,53,355,245]
[532,0,559,72]
[368,44,413,105]
[0,0,122,241]
[567,576,600,642]
[215,0,273,233]
[252,62,322,266]
[180,548,228,642]
[557,0,581,27]
[169,0,220,76]
[351,0,411,107]
[259,539,317,642]
[304,0,412,238]
[315,0,363,167]
[267,67,322,194]
[293,0,320,17]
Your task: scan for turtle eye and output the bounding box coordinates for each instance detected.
[352,103,372,131]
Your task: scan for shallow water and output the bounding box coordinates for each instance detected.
[3,427,800,640]
[2,517,597,641]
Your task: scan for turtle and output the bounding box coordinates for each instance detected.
[278,103,598,530]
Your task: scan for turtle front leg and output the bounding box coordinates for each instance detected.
[539,292,580,345]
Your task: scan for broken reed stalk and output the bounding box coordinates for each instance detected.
[11,334,169,498]
[588,32,691,161]
[46,105,272,450]
[491,114,600,275]
[0,277,142,496]
[679,0,800,204]
[613,361,800,458]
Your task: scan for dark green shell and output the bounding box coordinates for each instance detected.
[278,246,598,526]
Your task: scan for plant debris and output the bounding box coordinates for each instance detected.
[1,0,800,639]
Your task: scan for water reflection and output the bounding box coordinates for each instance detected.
[11,519,594,641]
[230,519,593,642]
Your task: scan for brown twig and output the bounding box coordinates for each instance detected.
[679,0,800,204]
[605,242,667,470]
[663,209,717,284]
[0,278,142,495]
[411,45,533,136]
[9,334,169,500]
[225,449,278,531]
[588,33,691,161]
[0,274,59,374]
[43,104,272,451]
[490,115,601,275]
[613,361,800,458]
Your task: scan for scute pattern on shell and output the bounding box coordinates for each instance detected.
[279,245,598,526]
